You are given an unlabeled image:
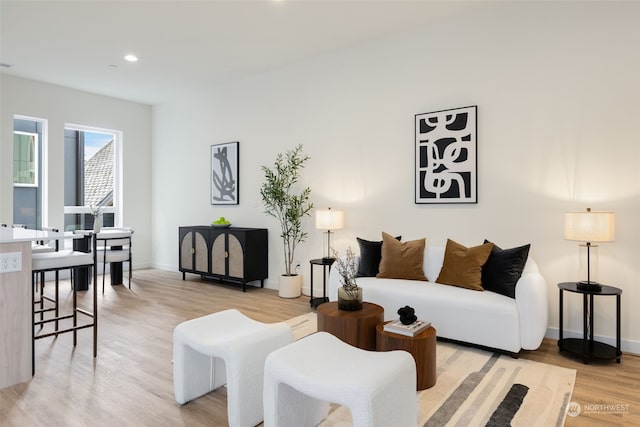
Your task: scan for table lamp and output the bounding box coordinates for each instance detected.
[315,208,344,261]
[564,208,615,291]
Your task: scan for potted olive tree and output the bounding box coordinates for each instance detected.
[260,144,313,298]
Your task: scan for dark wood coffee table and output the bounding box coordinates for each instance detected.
[316,302,384,350]
[376,322,437,390]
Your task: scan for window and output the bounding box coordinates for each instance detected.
[64,124,122,231]
[13,131,38,186]
[13,116,47,229]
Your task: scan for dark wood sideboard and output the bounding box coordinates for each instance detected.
[178,226,268,291]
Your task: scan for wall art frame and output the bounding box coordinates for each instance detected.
[415,105,477,204]
[211,141,239,205]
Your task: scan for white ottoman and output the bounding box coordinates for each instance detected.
[173,309,292,427]
[263,331,417,427]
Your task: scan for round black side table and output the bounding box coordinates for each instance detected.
[309,258,335,308]
[557,282,622,363]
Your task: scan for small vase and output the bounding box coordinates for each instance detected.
[338,286,363,311]
[93,214,102,233]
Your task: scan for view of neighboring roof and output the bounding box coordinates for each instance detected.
[84,139,113,208]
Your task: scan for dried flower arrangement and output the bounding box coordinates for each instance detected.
[332,246,359,295]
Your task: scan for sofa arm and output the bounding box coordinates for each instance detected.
[515,268,549,350]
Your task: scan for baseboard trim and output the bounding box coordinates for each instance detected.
[546,327,640,356]
[152,262,175,271]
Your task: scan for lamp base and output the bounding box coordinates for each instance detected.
[576,280,602,291]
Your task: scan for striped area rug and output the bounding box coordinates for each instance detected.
[285,313,576,427]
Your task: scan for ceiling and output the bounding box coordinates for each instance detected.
[1,0,479,106]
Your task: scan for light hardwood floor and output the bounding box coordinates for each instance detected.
[1,269,637,426]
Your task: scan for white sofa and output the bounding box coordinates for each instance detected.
[328,245,548,353]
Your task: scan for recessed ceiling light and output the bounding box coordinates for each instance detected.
[0,63,12,68]
[124,54,138,62]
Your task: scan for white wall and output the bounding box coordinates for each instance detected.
[0,75,152,267]
[152,3,640,352]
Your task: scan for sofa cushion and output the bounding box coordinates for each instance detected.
[356,235,401,277]
[436,239,493,291]
[377,232,428,281]
[482,240,530,298]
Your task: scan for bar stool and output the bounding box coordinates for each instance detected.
[32,226,59,254]
[95,228,133,292]
[31,231,98,374]
[32,227,60,327]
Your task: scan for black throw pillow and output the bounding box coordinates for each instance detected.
[481,240,530,298]
[356,236,401,277]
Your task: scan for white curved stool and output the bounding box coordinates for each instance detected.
[263,331,417,427]
[173,309,292,427]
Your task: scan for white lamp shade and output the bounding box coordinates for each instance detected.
[564,210,615,242]
[315,209,344,231]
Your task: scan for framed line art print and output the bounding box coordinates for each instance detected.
[415,105,477,204]
[211,141,239,205]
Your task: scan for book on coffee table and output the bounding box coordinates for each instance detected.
[383,319,431,337]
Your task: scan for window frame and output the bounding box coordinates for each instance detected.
[12,115,48,228]
[13,130,39,188]
[63,123,123,227]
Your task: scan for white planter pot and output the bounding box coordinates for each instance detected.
[279,274,301,298]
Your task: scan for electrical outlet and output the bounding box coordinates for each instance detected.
[0,252,22,273]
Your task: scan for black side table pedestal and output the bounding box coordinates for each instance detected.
[310,258,335,308]
[110,246,124,285]
[558,282,622,364]
[72,234,93,291]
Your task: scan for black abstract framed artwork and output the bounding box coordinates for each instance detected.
[211,141,239,205]
[415,106,477,204]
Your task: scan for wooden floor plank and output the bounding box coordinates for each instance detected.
[0,269,637,426]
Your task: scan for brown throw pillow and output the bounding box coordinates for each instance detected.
[436,239,494,291]
[376,232,428,281]
[356,235,401,277]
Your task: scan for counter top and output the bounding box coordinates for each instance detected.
[0,227,78,244]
